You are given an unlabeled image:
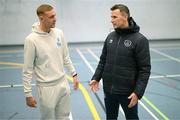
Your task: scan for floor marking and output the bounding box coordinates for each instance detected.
[0,61,23,67]
[8,112,18,120]
[86,48,159,120]
[76,49,95,73]
[76,48,125,116]
[0,50,23,53]
[0,66,21,70]
[69,110,73,120]
[151,48,180,63]
[76,48,106,114]
[66,75,101,120]
[0,62,100,120]
[0,47,176,120]
[0,77,100,120]
[0,61,179,80]
[87,48,100,61]
[150,74,180,79]
[0,77,100,119]
[143,96,169,120]
[89,48,172,120]
[1,62,180,80]
[0,76,100,120]
[0,84,34,88]
[152,58,180,62]
[155,47,180,50]
[150,44,180,48]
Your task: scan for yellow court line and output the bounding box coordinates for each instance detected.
[0,61,100,120]
[0,61,23,67]
[66,75,101,120]
[0,50,23,53]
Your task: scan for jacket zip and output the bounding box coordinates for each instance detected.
[110,36,121,93]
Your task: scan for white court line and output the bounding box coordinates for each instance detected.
[151,48,180,63]
[86,48,159,120]
[1,73,180,89]
[87,48,180,80]
[150,74,180,79]
[166,74,180,78]
[77,48,124,116]
[86,48,103,86]
[0,84,73,120]
[69,112,73,120]
[87,48,100,62]
[76,49,95,73]
[0,84,35,88]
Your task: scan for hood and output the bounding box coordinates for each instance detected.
[115,17,140,35]
[32,22,51,35]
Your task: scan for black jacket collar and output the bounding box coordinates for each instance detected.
[115,17,140,35]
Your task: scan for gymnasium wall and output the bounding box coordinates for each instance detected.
[0,0,180,45]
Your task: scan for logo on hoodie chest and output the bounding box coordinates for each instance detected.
[56,37,61,48]
[109,39,113,43]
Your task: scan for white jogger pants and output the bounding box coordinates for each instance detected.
[37,79,71,120]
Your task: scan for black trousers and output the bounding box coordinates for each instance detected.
[104,92,139,120]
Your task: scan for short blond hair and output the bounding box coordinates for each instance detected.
[36,4,53,16]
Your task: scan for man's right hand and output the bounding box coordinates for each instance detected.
[26,96,37,108]
[89,80,99,92]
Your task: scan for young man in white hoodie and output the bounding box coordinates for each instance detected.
[22,4,79,120]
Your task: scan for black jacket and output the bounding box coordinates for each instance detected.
[92,17,151,99]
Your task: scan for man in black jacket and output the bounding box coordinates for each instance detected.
[89,4,151,120]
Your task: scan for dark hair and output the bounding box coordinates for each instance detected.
[36,4,53,16]
[111,4,130,18]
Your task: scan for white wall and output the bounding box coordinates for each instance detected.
[0,0,180,45]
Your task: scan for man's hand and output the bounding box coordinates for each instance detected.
[128,92,138,108]
[26,96,37,108]
[73,75,79,90]
[89,80,99,92]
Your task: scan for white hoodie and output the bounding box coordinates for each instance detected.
[22,22,76,97]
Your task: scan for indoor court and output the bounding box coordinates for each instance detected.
[0,0,180,120]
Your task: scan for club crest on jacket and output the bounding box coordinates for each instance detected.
[124,40,132,47]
